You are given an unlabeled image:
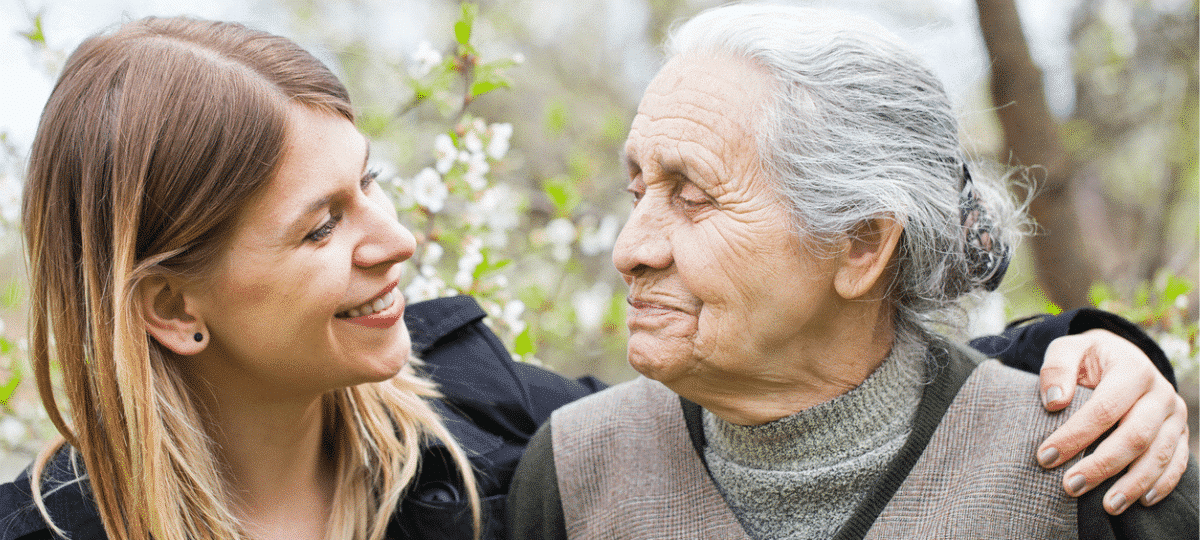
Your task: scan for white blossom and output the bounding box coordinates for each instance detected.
[405,273,444,302]
[410,40,443,78]
[545,218,576,262]
[470,118,487,136]
[511,52,526,65]
[434,134,457,174]
[488,274,510,289]
[579,214,620,256]
[966,291,1007,338]
[486,123,513,160]
[1157,333,1194,367]
[464,152,490,191]
[422,242,445,266]
[411,168,448,213]
[502,299,527,335]
[464,130,484,155]
[0,417,25,447]
[455,238,485,289]
[472,185,521,233]
[572,282,613,332]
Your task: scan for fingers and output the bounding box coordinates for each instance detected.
[1040,334,1091,412]
[1050,381,1180,509]
[1036,357,1156,467]
[1141,423,1191,507]
[1090,396,1188,513]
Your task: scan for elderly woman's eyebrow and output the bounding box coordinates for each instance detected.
[623,153,641,175]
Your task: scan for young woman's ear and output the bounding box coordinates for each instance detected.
[834,217,904,301]
[137,275,208,355]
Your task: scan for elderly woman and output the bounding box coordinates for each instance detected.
[508,5,1196,539]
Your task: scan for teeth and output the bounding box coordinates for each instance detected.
[341,288,397,318]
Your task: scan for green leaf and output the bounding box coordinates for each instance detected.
[543,176,581,216]
[454,3,477,46]
[356,110,391,138]
[470,79,509,97]
[454,21,471,46]
[1088,281,1114,307]
[1043,300,1062,316]
[545,100,568,134]
[1162,275,1193,304]
[20,14,45,46]
[0,374,19,404]
[2,280,21,309]
[513,327,536,356]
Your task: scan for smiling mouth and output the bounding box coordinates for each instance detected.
[627,296,681,311]
[336,287,399,319]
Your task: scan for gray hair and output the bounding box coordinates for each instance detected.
[665,3,1024,333]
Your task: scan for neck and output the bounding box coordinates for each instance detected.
[675,300,896,426]
[182,368,336,540]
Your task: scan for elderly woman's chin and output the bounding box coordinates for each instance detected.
[625,320,701,383]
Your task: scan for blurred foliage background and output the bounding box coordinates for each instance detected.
[0,0,1195,473]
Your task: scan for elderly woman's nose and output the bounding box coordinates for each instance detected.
[612,207,672,275]
[353,205,416,268]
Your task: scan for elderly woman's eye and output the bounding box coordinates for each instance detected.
[627,187,644,206]
[677,183,713,211]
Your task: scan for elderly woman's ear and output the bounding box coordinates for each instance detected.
[137,274,209,356]
[833,217,904,300]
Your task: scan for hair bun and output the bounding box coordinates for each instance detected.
[960,164,1011,291]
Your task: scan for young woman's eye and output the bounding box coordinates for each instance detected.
[306,213,343,242]
[361,168,381,191]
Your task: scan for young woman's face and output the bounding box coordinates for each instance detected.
[188,105,416,398]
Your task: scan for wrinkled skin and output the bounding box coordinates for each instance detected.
[615,54,894,425]
[612,52,1188,512]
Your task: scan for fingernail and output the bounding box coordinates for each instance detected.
[1144,488,1158,505]
[1067,474,1087,495]
[1043,385,1063,407]
[1109,492,1128,514]
[1037,447,1059,467]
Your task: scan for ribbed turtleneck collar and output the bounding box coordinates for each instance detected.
[703,332,928,471]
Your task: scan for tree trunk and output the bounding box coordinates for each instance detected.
[975,0,1099,308]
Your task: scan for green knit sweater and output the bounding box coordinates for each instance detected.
[702,335,926,540]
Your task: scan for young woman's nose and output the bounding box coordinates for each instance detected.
[353,200,416,269]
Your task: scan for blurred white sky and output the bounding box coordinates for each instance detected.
[0,0,1085,155]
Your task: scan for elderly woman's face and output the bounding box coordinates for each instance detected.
[614,55,845,387]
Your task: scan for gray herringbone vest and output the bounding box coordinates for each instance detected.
[551,358,1086,539]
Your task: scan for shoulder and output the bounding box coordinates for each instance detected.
[0,467,41,540]
[402,296,602,503]
[0,446,102,540]
[506,422,566,540]
[405,296,603,430]
[1078,450,1199,539]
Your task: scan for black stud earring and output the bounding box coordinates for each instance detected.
[194,332,203,343]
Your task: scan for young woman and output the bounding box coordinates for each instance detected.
[0,15,1186,540]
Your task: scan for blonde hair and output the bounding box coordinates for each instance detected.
[23,16,479,539]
